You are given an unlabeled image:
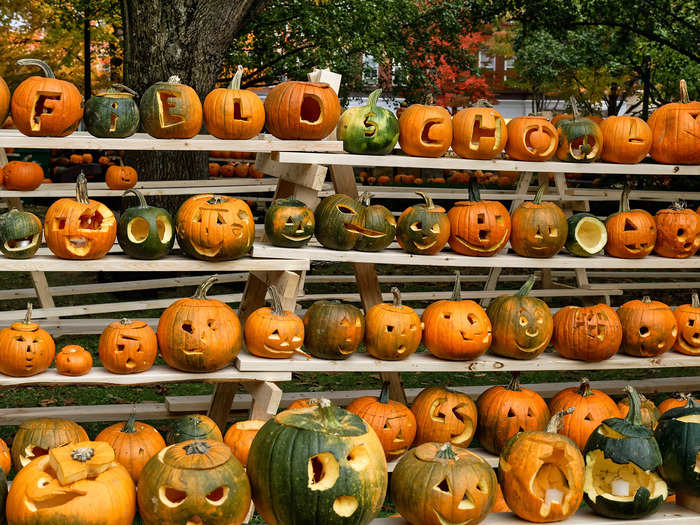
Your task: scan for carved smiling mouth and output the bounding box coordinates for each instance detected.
[344,223,386,238]
[455,231,508,253]
[192,242,222,257]
[434,509,470,525]
[5,234,40,251]
[679,333,700,353]
[281,233,312,241]
[515,338,548,354]
[66,236,91,256]
[413,239,437,250]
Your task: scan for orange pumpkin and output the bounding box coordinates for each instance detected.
[286,398,315,411]
[505,116,558,161]
[600,115,652,164]
[234,163,249,178]
[552,304,622,362]
[98,319,158,374]
[223,419,264,467]
[139,75,203,139]
[658,393,696,414]
[220,163,235,178]
[2,160,44,190]
[264,81,341,139]
[0,75,9,126]
[673,292,700,355]
[452,101,507,159]
[11,418,89,470]
[605,184,656,258]
[398,104,453,157]
[411,386,478,447]
[204,65,265,139]
[82,153,93,163]
[648,80,700,164]
[617,393,661,430]
[105,165,138,190]
[208,162,220,177]
[617,296,677,357]
[365,287,422,360]
[492,483,511,513]
[55,345,93,376]
[0,303,55,377]
[70,154,84,164]
[0,437,10,475]
[654,202,700,258]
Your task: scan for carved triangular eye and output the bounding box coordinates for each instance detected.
[527,407,535,417]
[285,217,295,226]
[584,412,594,421]
[269,329,280,340]
[206,486,229,504]
[340,318,350,327]
[507,408,517,418]
[624,218,637,231]
[434,478,451,494]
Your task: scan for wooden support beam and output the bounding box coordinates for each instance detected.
[243,381,283,420]
[207,382,240,430]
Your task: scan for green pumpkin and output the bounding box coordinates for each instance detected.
[337,89,399,155]
[265,198,315,248]
[583,386,667,519]
[117,189,174,259]
[166,414,223,445]
[303,300,365,360]
[565,213,607,257]
[396,192,450,255]
[0,209,42,259]
[84,85,140,138]
[247,399,387,525]
[555,99,603,162]
[354,193,396,251]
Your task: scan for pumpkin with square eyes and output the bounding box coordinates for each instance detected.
[399,104,453,158]
[552,304,622,362]
[140,75,202,139]
[505,116,558,161]
[265,198,315,248]
[617,296,677,358]
[303,300,364,360]
[365,287,422,361]
[176,194,254,261]
[117,189,174,260]
[654,202,700,258]
[648,80,700,165]
[486,275,553,360]
[392,443,497,525]
[0,303,55,377]
[11,418,89,470]
[600,115,652,164]
[605,184,656,259]
[137,439,250,525]
[673,293,700,355]
[452,101,507,160]
[510,183,567,258]
[412,386,478,448]
[397,192,450,255]
[99,318,158,374]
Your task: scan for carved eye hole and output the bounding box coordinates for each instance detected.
[206,486,229,505]
[340,318,350,327]
[182,322,193,334]
[346,445,370,471]
[285,217,295,226]
[159,486,187,507]
[476,480,489,493]
[269,329,281,340]
[430,223,441,234]
[434,477,451,494]
[519,316,528,326]
[536,316,544,325]
[238,210,249,222]
[410,221,422,231]
[336,205,356,215]
[308,452,339,491]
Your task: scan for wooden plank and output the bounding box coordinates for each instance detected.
[208,383,239,430]
[0,183,278,198]
[0,402,173,425]
[256,154,327,190]
[243,381,283,420]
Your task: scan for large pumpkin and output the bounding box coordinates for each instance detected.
[247,399,387,525]
[3,160,44,190]
[0,208,43,259]
[648,80,700,164]
[140,75,202,139]
[673,292,700,355]
[398,104,453,157]
[264,81,341,140]
[654,201,700,258]
[265,198,315,248]
[554,100,603,162]
[11,58,83,137]
[411,386,478,448]
[303,300,365,360]
[365,287,422,361]
[223,420,265,468]
[476,373,550,454]
[605,184,656,258]
[0,303,55,377]
[452,100,507,160]
[204,65,265,139]
[166,414,223,445]
[117,189,174,260]
[392,443,497,525]
[505,116,558,161]
[396,192,450,255]
[617,296,677,357]
[337,88,399,155]
[600,115,652,164]
[552,303,622,362]
[84,84,140,138]
[510,183,568,258]
[99,318,158,374]
[486,275,553,360]
[11,418,89,469]
[157,275,243,372]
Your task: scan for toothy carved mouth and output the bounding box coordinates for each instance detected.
[344,223,386,238]
[412,239,437,250]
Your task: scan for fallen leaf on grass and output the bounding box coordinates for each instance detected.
[39,398,57,406]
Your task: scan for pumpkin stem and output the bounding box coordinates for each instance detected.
[569,96,581,121]
[122,189,148,208]
[122,407,137,434]
[268,285,285,315]
[692,292,699,308]
[474,99,494,108]
[112,84,138,97]
[623,386,643,426]
[193,275,218,300]
[17,58,56,78]
[546,407,575,433]
[70,447,95,462]
[184,440,211,455]
[619,183,631,213]
[24,302,33,324]
[75,173,90,205]
[468,178,482,202]
[379,382,391,404]
[533,182,548,204]
[207,195,225,205]
[505,371,522,391]
[167,75,181,84]
[670,200,687,211]
[229,65,244,90]
[577,378,593,397]
[516,274,537,297]
[120,318,132,325]
[435,443,458,460]
[391,287,402,308]
[641,296,652,304]
[450,271,462,301]
[415,191,434,209]
[358,192,372,206]
[680,80,689,104]
[685,395,699,409]
[316,398,343,430]
[367,88,382,109]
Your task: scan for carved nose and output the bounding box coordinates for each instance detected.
[525,327,539,337]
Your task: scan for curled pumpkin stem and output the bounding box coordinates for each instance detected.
[391,287,402,308]
[547,407,575,433]
[193,275,218,300]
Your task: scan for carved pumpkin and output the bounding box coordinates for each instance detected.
[674,293,700,355]
[505,116,558,161]
[0,75,9,126]
[265,198,315,248]
[0,437,10,475]
[223,420,264,468]
[565,212,607,257]
[204,65,265,139]
[477,373,550,454]
[176,194,254,261]
[166,414,223,445]
[105,165,138,190]
[0,208,43,259]
[617,393,661,430]
[137,439,250,525]
[398,104,453,157]
[617,296,677,358]
[554,100,603,162]
[392,443,497,525]
[96,412,166,482]
[486,275,553,360]
[0,303,55,377]
[55,344,93,376]
[303,300,364,360]
[397,192,450,255]
[11,418,89,469]
[11,58,83,137]
[346,382,417,460]
[499,409,585,523]
[411,386,478,448]
[600,115,652,164]
[99,318,158,374]
[140,75,202,139]
[117,189,174,260]
[552,304,622,362]
[244,285,307,359]
[3,160,44,190]
[337,88,399,155]
[452,101,507,160]
[654,201,700,258]
[84,84,140,138]
[510,183,567,258]
[605,184,656,258]
[264,81,341,140]
[448,180,510,256]
[422,271,492,360]
[365,288,422,361]
[157,276,242,372]
[648,80,700,164]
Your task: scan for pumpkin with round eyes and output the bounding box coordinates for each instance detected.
[105,165,138,190]
[265,198,315,248]
[392,443,497,525]
[11,418,89,470]
[397,192,450,255]
[55,344,93,376]
[84,84,140,138]
[648,79,700,165]
[505,116,558,161]
[452,100,507,160]
[673,293,700,355]
[346,382,417,460]
[223,420,264,468]
[617,296,677,358]
[303,300,365,360]
[477,372,550,454]
[510,183,568,258]
[3,160,44,190]
[552,303,622,362]
[244,285,307,359]
[137,439,250,525]
[365,287,422,361]
[99,318,158,374]
[605,184,656,259]
[617,393,661,430]
[486,275,553,360]
[399,104,453,157]
[422,271,492,360]
[500,409,585,523]
[117,189,175,260]
[166,414,223,445]
[654,202,700,258]
[412,386,478,448]
[600,115,652,164]
[140,75,202,139]
[0,303,55,377]
[0,208,43,259]
[554,99,603,162]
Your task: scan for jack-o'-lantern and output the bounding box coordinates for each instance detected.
[44,173,117,259]
[392,443,497,525]
[84,84,140,138]
[105,165,138,190]
[223,420,264,468]
[0,437,10,475]
[247,399,387,525]
[0,303,55,377]
[448,179,510,256]
[204,65,265,139]
[674,293,700,355]
[264,81,341,140]
[3,160,44,190]
[55,344,93,376]
[11,418,89,469]
[617,393,661,431]
[346,382,417,460]
[399,104,453,157]
[422,271,492,360]
[137,439,250,525]
[648,80,700,164]
[654,201,700,258]
[176,194,254,261]
[552,304,622,362]
[583,387,667,519]
[117,189,174,260]
[99,318,158,374]
[510,183,568,258]
[140,75,202,139]
[554,99,603,162]
[157,276,243,372]
[452,100,507,159]
[617,296,677,357]
[0,208,43,259]
[477,372,550,454]
[265,198,315,248]
[412,386,478,447]
[487,275,553,360]
[166,414,223,445]
[11,58,83,137]
[500,409,585,523]
[0,75,9,126]
[337,88,399,155]
[397,192,450,255]
[600,115,652,164]
[303,300,364,359]
[244,285,307,359]
[505,116,558,162]
[605,184,656,258]
[365,287,422,361]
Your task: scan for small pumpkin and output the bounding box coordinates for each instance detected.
[105,164,138,190]
[265,197,315,248]
[0,303,55,377]
[166,414,223,445]
[140,75,203,139]
[365,287,422,361]
[117,189,175,260]
[505,116,558,161]
[673,292,700,355]
[658,393,695,414]
[11,418,89,469]
[209,162,220,177]
[617,296,677,358]
[55,344,93,376]
[551,303,622,362]
[411,386,478,448]
[617,393,661,430]
[0,208,43,259]
[554,98,603,162]
[605,184,656,258]
[337,88,399,155]
[452,100,508,160]
[648,79,700,165]
[3,160,44,190]
[398,104,453,157]
[99,318,158,374]
[396,192,450,255]
[223,419,264,468]
[303,300,365,360]
[600,115,652,164]
[654,201,700,258]
[510,183,568,258]
[84,84,140,138]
